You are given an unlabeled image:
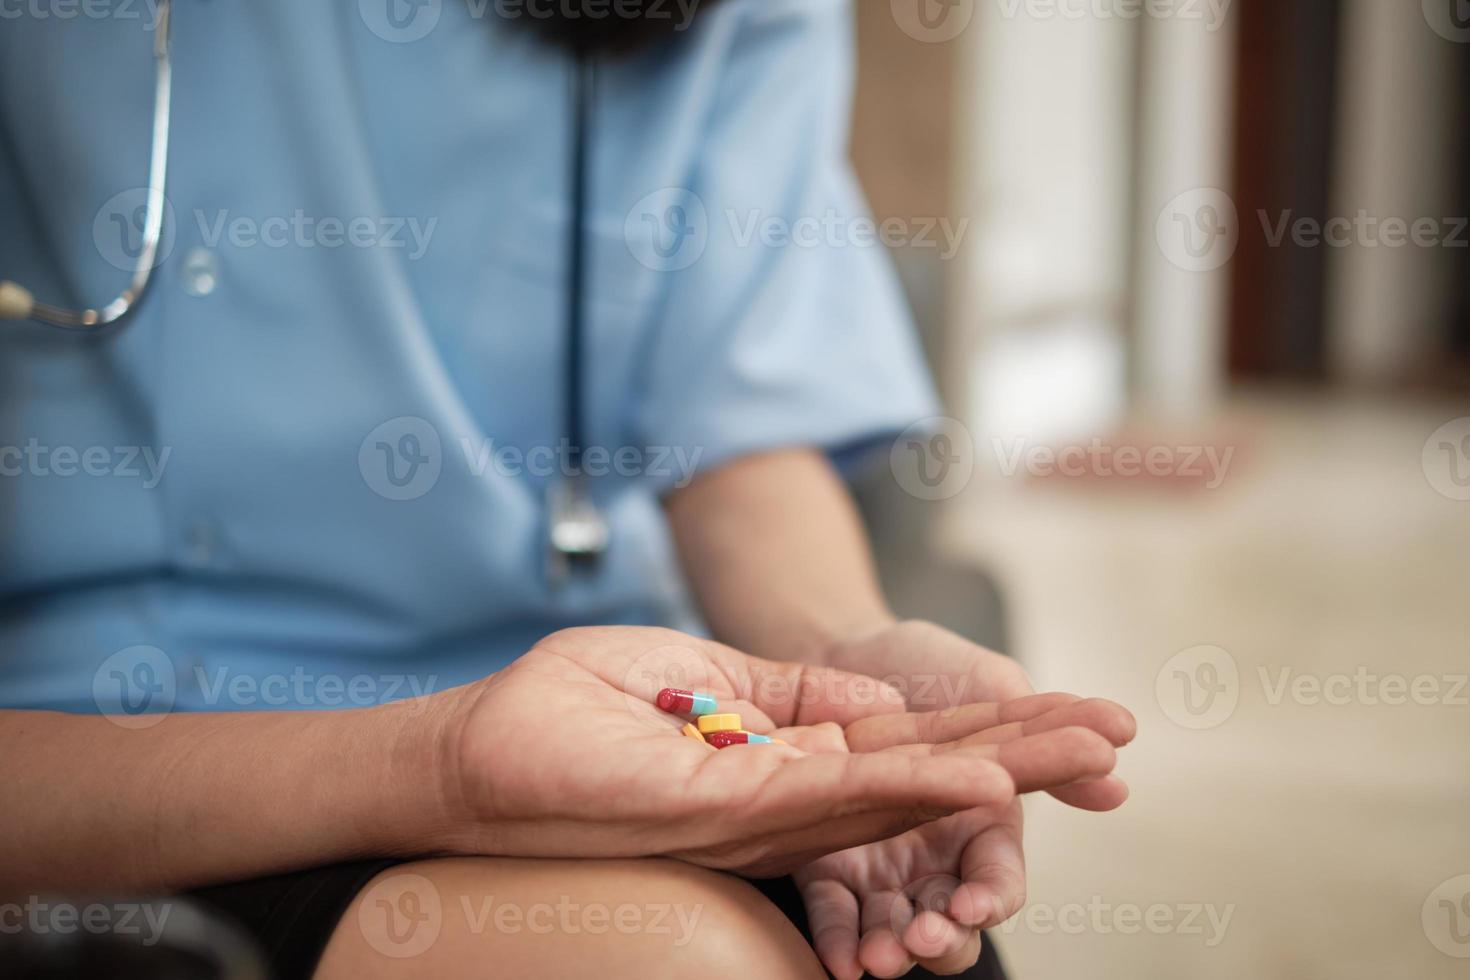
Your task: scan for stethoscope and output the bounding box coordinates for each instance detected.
[0,0,612,583]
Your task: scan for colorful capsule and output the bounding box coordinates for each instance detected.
[655,688,719,716]
[681,723,707,744]
[707,731,774,748]
[696,713,742,734]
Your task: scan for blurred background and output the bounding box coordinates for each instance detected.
[851,1,1470,978]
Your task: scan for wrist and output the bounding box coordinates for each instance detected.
[339,688,466,858]
[805,609,898,668]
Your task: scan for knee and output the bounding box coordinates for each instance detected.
[318,857,824,980]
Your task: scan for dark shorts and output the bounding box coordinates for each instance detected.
[188,861,1009,980]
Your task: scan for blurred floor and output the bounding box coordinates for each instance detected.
[948,391,1470,979]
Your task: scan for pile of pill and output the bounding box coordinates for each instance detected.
[656,688,779,748]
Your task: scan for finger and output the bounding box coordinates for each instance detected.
[883,696,1138,753]
[912,727,1117,794]
[845,694,1081,752]
[948,805,1026,928]
[859,891,917,979]
[902,876,974,961]
[802,879,864,980]
[911,923,982,975]
[1048,773,1131,811]
[728,749,1017,835]
[1012,697,1137,746]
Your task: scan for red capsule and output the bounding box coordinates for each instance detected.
[655,688,718,716]
[706,731,774,748]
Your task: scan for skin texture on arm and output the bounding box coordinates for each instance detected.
[664,448,899,667]
[0,699,448,897]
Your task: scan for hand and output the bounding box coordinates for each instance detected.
[430,625,1024,877]
[807,621,1136,975]
[826,620,1131,811]
[794,696,1137,979]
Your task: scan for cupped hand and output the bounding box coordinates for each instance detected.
[810,623,1138,977]
[431,625,1023,877]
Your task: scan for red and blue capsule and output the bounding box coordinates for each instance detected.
[655,688,719,716]
[706,731,775,748]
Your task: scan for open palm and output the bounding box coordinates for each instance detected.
[440,626,1024,877]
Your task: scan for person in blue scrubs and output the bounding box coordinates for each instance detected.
[0,2,1134,978]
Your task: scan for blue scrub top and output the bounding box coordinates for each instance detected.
[0,0,937,714]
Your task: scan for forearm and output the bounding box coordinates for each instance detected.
[665,448,895,665]
[0,697,452,897]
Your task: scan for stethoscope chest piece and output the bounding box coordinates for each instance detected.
[546,478,610,587]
